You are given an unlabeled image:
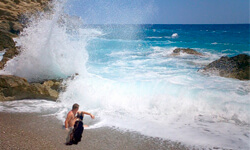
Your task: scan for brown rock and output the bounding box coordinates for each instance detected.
[171,48,203,56]
[0,20,11,32]
[0,30,16,50]
[43,80,54,87]
[0,1,64,101]
[0,75,59,101]
[42,79,63,91]
[0,30,18,69]
[0,0,52,69]
[199,54,250,80]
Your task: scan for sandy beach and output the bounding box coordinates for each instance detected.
[0,112,196,150]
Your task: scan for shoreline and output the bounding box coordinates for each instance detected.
[0,112,201,150]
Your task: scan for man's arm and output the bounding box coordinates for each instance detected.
[79,111,95,119]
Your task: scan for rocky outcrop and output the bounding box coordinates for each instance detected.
[0,75,62,101]
[171,48,203,56]
[0,0,51,69]
[0,1,67,101]
[199,54,250,80]
[0,30,18,69]
[0,0,51,34]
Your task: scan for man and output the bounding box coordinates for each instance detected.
[65,103,95,144]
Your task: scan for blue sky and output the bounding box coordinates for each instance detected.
[66,0,249,24]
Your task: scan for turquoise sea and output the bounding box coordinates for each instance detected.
[86,24,249,80]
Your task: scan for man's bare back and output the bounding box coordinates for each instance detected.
[66,111,77,128]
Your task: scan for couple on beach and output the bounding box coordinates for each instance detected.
[64,103,95,145]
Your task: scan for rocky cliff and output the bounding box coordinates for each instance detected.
[0,0,64,102]
[0,0,51,34]
[0,0,51,69]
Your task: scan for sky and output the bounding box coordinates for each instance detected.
[65,0,250,24]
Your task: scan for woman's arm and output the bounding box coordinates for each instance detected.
[79,111,95,119]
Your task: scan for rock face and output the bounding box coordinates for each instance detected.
[0,0,51,34]
[171,48,203,56]
[0,1,65,101]
[0,30,18,69]
[199,54,250,80]
[0,75,61,101]
[0,0,51,69]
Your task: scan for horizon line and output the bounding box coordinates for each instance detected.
[83,23,250,25]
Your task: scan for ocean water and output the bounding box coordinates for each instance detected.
[0,0,250,149]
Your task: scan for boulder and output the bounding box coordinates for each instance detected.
[199,54,250,80]
[171,48,203,56]
[42,79,63,91]
[0,75,61,101]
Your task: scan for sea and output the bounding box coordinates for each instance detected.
[0,1,249,149]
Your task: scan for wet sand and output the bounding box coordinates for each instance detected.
[0,112,201,150]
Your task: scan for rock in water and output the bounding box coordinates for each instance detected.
[199,54,250,80]
[0,75,60,101]
[171,48,203,56]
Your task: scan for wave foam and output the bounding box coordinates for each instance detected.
[0,100,63,114]
[1,0,102,81]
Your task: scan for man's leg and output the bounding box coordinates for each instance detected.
[66,127,73,144]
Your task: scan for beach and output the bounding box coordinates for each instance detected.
[0,112,195,150]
